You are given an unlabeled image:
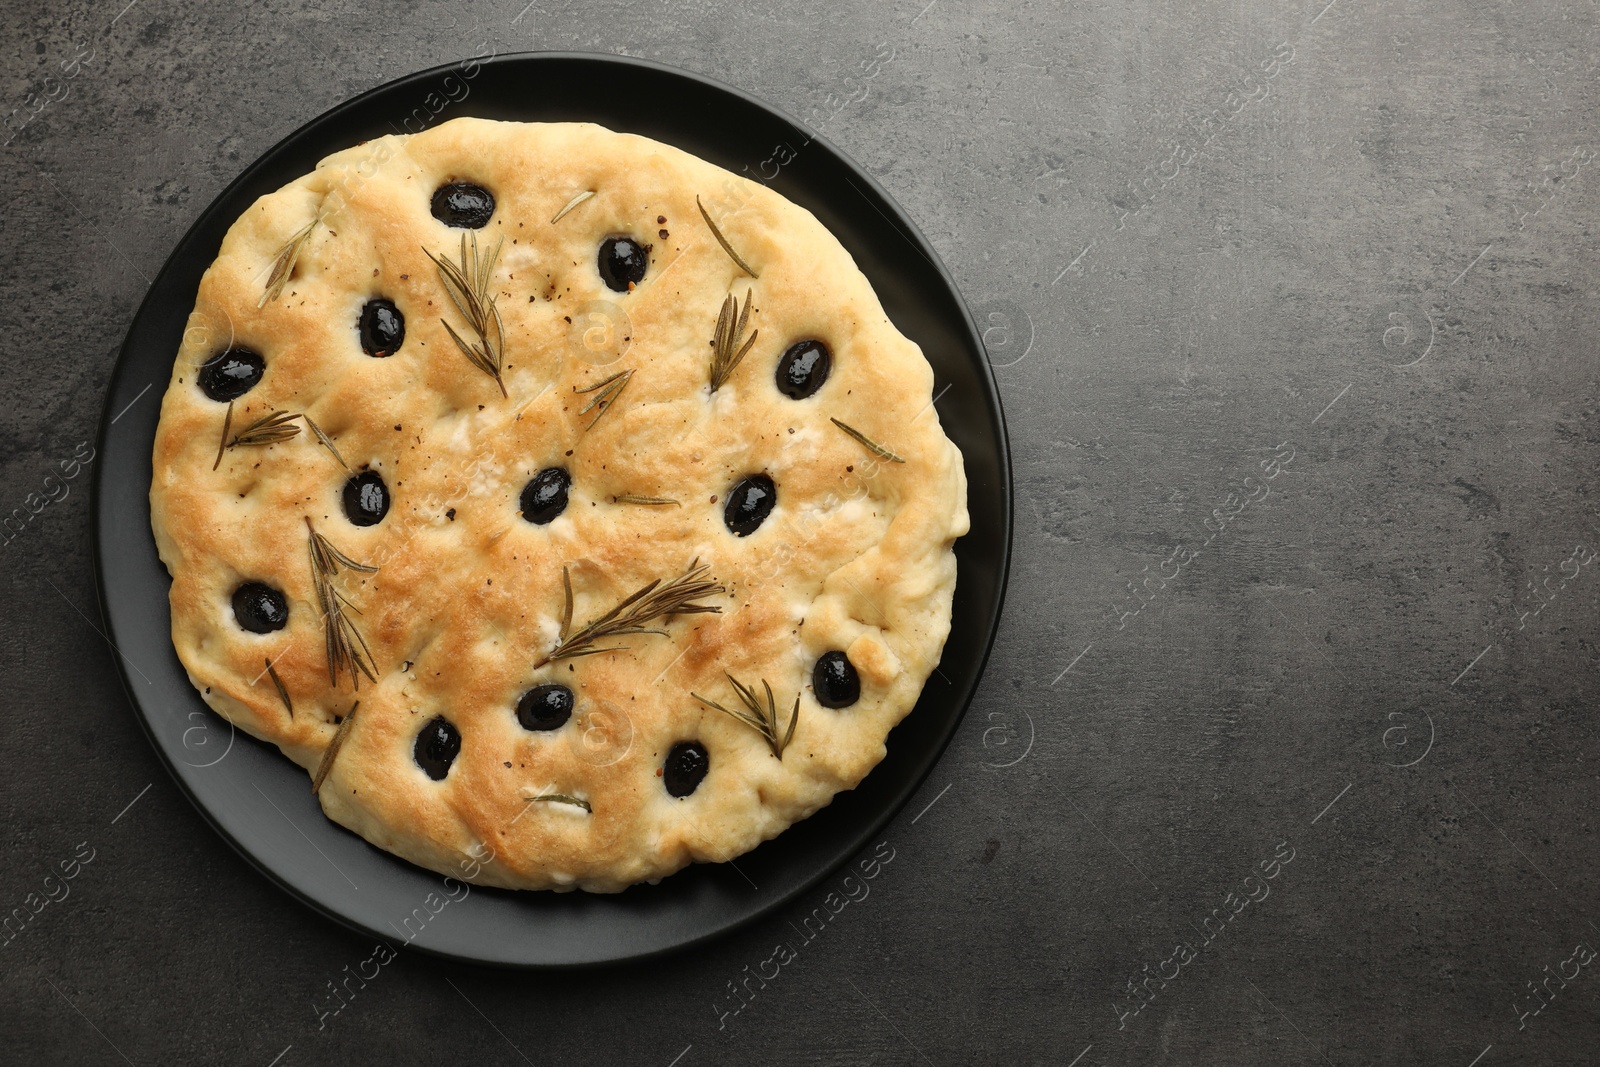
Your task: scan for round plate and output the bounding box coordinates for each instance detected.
[94,51,1011,967]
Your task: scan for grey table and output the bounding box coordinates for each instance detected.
[4,1,1596,1064]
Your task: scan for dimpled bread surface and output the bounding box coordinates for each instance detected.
[149,117,968,892]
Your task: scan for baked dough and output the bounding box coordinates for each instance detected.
[149,117,968,891]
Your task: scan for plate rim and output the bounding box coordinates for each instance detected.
[92,48,1013,968]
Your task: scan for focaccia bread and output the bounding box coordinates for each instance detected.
[149,117,968,892]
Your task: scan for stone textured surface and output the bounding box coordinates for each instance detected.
[3,1,1597,1064]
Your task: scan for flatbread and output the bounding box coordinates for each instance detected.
[149,117,968,891]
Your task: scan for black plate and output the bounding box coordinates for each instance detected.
[93,52,1011,967]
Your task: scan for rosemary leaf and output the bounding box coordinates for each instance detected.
[311,700,359,795]
[697,195,759,278]
[212,401,234,471]
[523,793,593,813]
[266,658,293,718]
[830,417,906,463]
[538,559,725,666]
[259,214,321,308]
[781,688,798,751]
[575,368,633,431]
[557,645,632,659]
[550,190,595,223]
[304,415,350,472]
[693,672,799,759]
[709,289,759,392]
[613,494,680,506]
[424,232,507,396]
[560,565,573,643]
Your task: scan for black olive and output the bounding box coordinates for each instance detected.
[776,340,831,399]
[516,684,574,731]
[342,471,390,527]
[430,182,495,228]
[813,651,860,708]
[597,236,648,292]
[413,716,461,781]
[231,582,288,633]
[723,474,776,536]
[198,348,264,402]
[663,741,709,797]
[359,298,405,357]
[520,467,571,525]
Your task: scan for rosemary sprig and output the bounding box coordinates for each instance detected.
[693,673,798,760]
[304,415,350,472]
[831,417,906,463]
[233,410,302,447]
[613,494,680,506]
[551,190,594,223]
[311,700,359,795]
[213,402,234,471]
[266,658,293,718]
[575,368,632,431]
[306,518,379,690]
[424,232,507,397]
[523,793,593,813]
[709,288,758,392]
[537,559,725,666]
[697,195,759,278]
[215,406,302,469]
[259,214,322,308]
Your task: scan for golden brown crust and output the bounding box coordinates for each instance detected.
[150,118,968,891]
